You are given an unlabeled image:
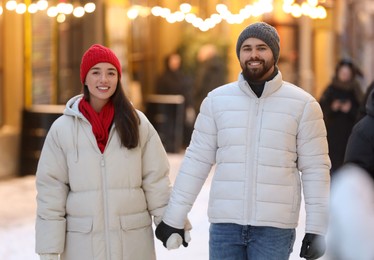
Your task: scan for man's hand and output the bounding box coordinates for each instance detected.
[155,221,190,250]
[300,233,326,259]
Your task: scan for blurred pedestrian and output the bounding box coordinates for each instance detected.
[344,87,374,177]
[155,22,330,260]
[357,80,374,120]
[155,52,196,146]
[194,43,227,113]
[35,44,172,260]
[319,59,364,176]
[328,163,374,260]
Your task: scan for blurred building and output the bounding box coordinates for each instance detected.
[0,0,373,178]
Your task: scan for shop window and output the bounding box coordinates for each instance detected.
[127,0,158,103]
[31,13,54,104]
[56,19,84,104]
[30,11,93,105]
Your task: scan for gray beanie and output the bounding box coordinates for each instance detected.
[236,22,280,64]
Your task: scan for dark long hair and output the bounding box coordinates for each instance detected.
[334,59,363,79]
[83,82,140,149]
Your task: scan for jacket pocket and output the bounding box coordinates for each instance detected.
[66,216,93,233]
[120,211,152,231]
[120,211,156,260]
[62,216,94,260]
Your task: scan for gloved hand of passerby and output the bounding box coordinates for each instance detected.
[39,253,59,260]
[300,233,326,259]
[155,221,191,250]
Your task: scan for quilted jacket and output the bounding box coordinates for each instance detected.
[163,72,331,235]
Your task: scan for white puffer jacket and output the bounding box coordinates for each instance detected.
[35,95,171,260]
[163,72,331,235]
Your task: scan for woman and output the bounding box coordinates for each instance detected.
[319,59,363,176]
[35,44,171,260]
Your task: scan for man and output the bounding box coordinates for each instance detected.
[156,22,331,260]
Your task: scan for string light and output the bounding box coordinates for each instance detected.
[15,2,26,13]
[0,0,328,23]
[129,0,327,32]
[283,0,327,19]
[36,0,48,10]
[3,0,95,21]
[5,0,17,11]
[148,0,275,32]
[84,2,95,13]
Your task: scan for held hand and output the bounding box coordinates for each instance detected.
[155,221,189,250]
[340,100,352,113]
[166,230,192,250]
[300,233,326,259]
[331,100,342,111]
[39,254,59,260]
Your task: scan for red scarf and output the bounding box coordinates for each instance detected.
[79,98,114,153]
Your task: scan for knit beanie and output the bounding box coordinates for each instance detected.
[80,44,122,84]
[236,22,280,64]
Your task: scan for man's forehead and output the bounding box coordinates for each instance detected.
[241,37,268,46]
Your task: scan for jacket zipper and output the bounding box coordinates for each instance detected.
[252,100,262,222]
[101,156,111,260]
[245,99,260,222]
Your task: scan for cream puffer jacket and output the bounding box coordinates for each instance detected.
[163,72,331,235]
[35,95,171,260]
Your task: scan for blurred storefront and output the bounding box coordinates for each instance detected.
[343,0,374,88]
[0,0,372,178]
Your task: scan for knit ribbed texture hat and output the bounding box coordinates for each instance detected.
[236,22,280,64]
[80,44,122,84]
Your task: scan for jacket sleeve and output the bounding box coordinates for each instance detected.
[344,121,374,175]
[163,95,217,228]
[140,116,171,223]
[35,123,69,254]
[297,99,331,235]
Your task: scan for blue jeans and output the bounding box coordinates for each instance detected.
[209,223,296,260]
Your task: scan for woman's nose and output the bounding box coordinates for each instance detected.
[100,74,108,82]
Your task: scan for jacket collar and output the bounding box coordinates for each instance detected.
[64,94,86,118]
[238,69,283,98]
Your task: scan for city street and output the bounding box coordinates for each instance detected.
[0,153,326,260]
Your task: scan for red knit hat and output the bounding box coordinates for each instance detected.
[80,44,122,84]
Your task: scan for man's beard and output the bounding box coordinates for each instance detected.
[241,59,273,81]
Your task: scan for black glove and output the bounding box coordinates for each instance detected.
[300,233,326,259]
[155,221,189,248]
